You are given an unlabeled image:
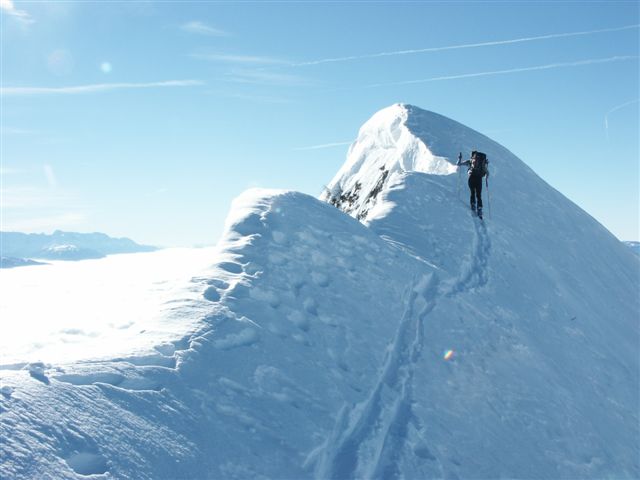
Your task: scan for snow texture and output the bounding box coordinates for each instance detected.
[624,240,640,257]
[1,104,638,479]
[0,248,215,365]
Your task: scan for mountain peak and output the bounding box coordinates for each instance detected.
[321,104,461,220]
[321,104,515,221]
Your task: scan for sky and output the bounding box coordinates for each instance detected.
[1,0,638,246]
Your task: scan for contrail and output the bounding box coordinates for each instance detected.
[291,24,639,67]
[365,55,639,88]
[1,80,203,96]
[293,141,352,151]
[604,98,639,140]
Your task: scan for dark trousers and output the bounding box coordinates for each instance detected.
[468,175,483,209]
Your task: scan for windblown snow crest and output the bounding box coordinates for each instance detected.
[1,105,638,480]
[322,104,453,220]
[322,103,502,221]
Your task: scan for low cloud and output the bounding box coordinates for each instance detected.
[293,141,352,151]
[222,69,312,87]
[1,80,204,96]
[604,98,639,140]
[291,24,640,67]
[181,21,228,37]
[0,0,34,24]
[191,53,286,65]
[365,55,639,88]
[208,91,292,104]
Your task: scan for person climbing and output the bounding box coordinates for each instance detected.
[457,150,489,219]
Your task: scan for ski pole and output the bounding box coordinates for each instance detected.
[456,152,462,201]
[486,176,492,219]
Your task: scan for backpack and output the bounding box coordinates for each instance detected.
[470,151,488,177]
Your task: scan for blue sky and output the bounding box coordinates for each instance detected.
[1,1,638,246]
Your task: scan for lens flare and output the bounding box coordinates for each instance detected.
[443,349,454,361]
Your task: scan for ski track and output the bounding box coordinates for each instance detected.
[315,274,437,480]
[442,215,491,296]
[315,214,491,480]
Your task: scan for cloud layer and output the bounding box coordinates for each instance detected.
[291,24,640,67]
[181,21,228,37]
[191,53,286,65]
[0,0,33,24]
[1,80,204,96]
[293,141,352,151]
[365,55,639,88]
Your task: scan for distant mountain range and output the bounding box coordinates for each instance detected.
[0,230,157,268]
[0,257,47,268]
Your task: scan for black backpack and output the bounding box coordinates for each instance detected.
[470,151,488,177]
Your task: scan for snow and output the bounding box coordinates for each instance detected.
[322,104,457,220]
[1,104,638,479]
[46,244,80,252]
[624,240,640,256]
[0,248,216,365]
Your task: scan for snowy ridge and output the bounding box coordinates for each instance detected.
[321,104,456,220]
[624,240,640,257]
[1,105,638,479]
[1,189,429,479]
[314,207,493,479]
[322,105,638,478]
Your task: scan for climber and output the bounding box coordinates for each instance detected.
[457,151,489,219]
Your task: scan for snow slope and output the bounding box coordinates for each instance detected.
[0,248,216,366]
[1,104,638,479]
[625,240,640,257]
[0,191,427,479]
[324,104,640,478]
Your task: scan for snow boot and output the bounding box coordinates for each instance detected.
[477,207,483,219]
